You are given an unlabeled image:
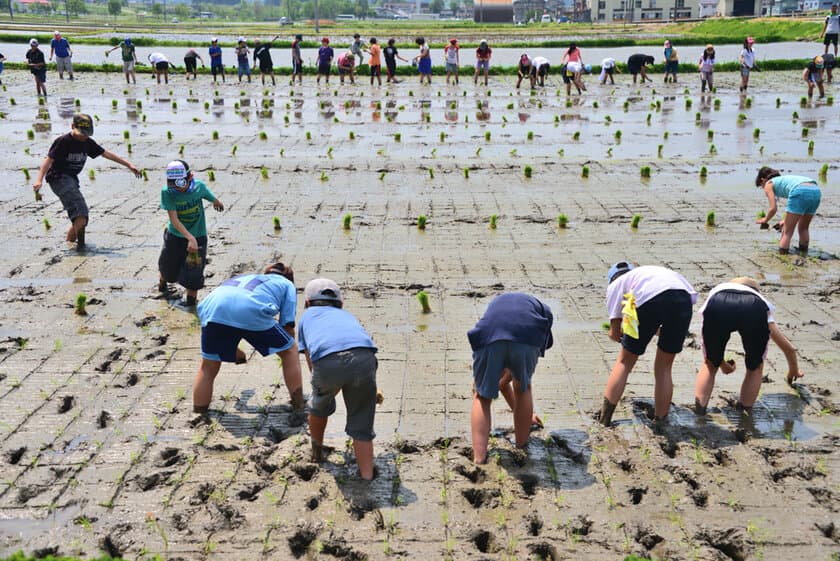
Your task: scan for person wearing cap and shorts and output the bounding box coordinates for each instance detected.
[298,278,379,480]
[739,37,756,92]
[158,160,224,308]
[148,52,175,84]
[26,39,47,97]
[444,38,459,85]
[474,39,491,86]
[208,38,224,83]
[106,38,137,84]
[184,48,205,80]
[693,277,802,416]
[467,293,554,464]
[193,263,305,416]
[32,114,141,251]
[317,37,334,84]
[291,34,303,84]
[50,31,73,80]
[235,38,251,83]
[804,55,826,98]
[821,4,840,56]
[599,264,697,426]
[253,35,280,86]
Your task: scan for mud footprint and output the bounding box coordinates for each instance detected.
[527,542,557,560]
[470,529,498,553]
[288,523,319,558]
[461,487,500,509]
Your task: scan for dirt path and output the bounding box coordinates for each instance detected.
[0,69,838,560]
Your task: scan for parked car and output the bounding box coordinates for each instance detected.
[540,13,552,22]
[280,16,293,24]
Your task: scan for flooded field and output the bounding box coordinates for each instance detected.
[0,68,838,560]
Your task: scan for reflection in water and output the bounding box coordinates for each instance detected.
[476,110,491,121]
[518,112,530,123]
[445,110,458,122]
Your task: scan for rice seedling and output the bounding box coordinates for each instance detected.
[440,131,446,142]
[379,172,386,181]
[306,131,312,141]
[485,131,491,141]
[212,131,219,140]
[172,101,178,110]
[273,216,281,231]
[706,211,716,227]
[753,128,760,139]
[111,99,118,108]
[819,163,829,179]
[557,214,568,229]
[827,96,834,105]
[630,214,642,229]
[22,168,30,180]
[800,96,808,107]
[685,98,692,109]
[565,99,573,108]
[489,214,498,229]
[524,165,533,178]
[757,210,766,219]
[43,218,51,230]
[707,130,714,141]
[74,98,80,107]
[792,111,799,120]
[320,171,329,181]
[142,169,149,181]
[259,131,268,140]
[343,213,352,230]
[204,101,210,110]
[178,145,184,156]
[127,143,132,154]
[737,113,747,123]
[663,131,669,140]
[75,293,88,316]
[417,215,427,230]
[417,291,431,314]
[475,147,482,157]
[349,131,355,140]
[231,144,238,156]
[776,97,781,108]
[581,165,590,178]
[593,101,599,108]
[640,166,651,178]
[647,113,652,124]
[395,133,402,142]
[713,98,721,109]
[88,169,95,180]
[614,130,622,141]
[327,147,334,159]
[573,131,581,141]
[657,144,663,157]
[463,168,469,178]
[27,129,34,140]
[709,144,717,154]
[527,131,534,140]
[802,127,809,137]
[167,130,173,140]
[695,112,701,122]
[9,98,16,105]
[208,170,215,181]
[428,167,435,179]
[261,166,269,179]
[623,100,629,111]
[700,166,708,178]
[605,115,612,123]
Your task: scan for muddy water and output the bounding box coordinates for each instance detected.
[0,70,838,560]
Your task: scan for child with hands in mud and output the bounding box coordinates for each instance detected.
[467,293,553,464]
[157,160,224,308]
[33,113,141,252]
[693,277,802,415]
[599,263,698,426]
[754,166,821,255]
[298,279,379,480]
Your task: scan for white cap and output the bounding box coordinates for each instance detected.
[238,36,246,43]
[304,278,342,303]
[54,30,61,36]
[211,37,218,42]
[29,38,38,46]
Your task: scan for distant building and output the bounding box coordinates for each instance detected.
[593,0,693,22]
[14,0,50,11]
[475,0,514,22]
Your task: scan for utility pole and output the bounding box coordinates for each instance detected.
[314,0,319,32]
[65,0,69,22]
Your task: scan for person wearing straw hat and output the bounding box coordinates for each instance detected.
[804,55,826,98]
[699,44,715,93]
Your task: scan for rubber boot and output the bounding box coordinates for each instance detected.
[599,397,617,426]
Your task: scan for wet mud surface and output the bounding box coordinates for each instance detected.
[0,70,839,560]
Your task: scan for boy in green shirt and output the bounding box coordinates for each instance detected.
[158,160,224,308]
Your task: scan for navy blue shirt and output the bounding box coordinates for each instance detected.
[467,293,554,354]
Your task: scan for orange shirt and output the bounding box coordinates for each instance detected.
[369,44,381,66]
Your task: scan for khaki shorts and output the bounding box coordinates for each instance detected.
[122,60,135,73]
[56,56,73,74]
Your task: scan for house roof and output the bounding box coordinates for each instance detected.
[18,0,51,4]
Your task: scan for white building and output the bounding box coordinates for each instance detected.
[592,0,693,22]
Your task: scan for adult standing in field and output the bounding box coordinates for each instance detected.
[627,53,654,84]
[474,39,491,86]
[663,40,679,83]
[298,278,379,480]
[599,263,697,426]
[821,4,840,57]
[253,35,280,86]
[368,37,382,86]
[316,37,334,84]
[350,33,367,68]
[193,263,305,416]
[823,52,835,82]
[754,166,821,255]
[26,39,47,97]
[560,42,586,93]
[32,114,141,251]
[693,277,802,416]
[468,292,554,464]
[384,38,407,84]
[148,52,175,85]
[106,37,137,85]
[291,33,303,85]
[235,37,251,83]
[414,37,432,85]
[208,38,224,83]
[739,37,756,93]
[183,48,205,81]
[50,31,74,80]
[444,38,460,85]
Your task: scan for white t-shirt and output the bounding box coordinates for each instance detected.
[445,45,458,64]
[601,57,616,69]
[148,52,169,64]
[740,48,755,69]
[606,266,698,320]
[532,56,549,71]
[826,14,840,34]
[699,282,774,323]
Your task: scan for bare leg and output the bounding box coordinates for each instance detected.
[738,365,764,407]
[779,212,802,253]
[353,439,374,480]
[72,216,87,248]
[797,213,814,252]
[652,348,677,418]
[193,358,222,412]
[309,414,327,446]
[604,347,640,406]
[499,369,541,427]
[278,344,304,409]
[694,360,719,410]
[470,392,492,463]
[511,379,533,449]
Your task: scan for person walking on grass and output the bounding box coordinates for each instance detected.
[693,277,802,416]
[739,37,756,92]
[157,160,224,309]
[468,293,553,464]
[804,55,826,99]
[474,39,491,86]
[663,40,679,83]
[754,167,821,255]
[184,48,205,81]
[253,35,280,86]
[148,52,175,85]
[291,33,303,85]
[26,39,47,97]
[384,38,407,83]
[316,37,334,85]
[50,31,73,80]
[368,37,382,86]
[32,114,141,252]
[699,44,715,93]
[193,263,305,416]
[821,4,840,57]
[599,263,697,426]
[208,38,224,83]
[298,278,379,480]
[444,38,460,85]
[414,37,432,85]
[627,53,654,84]
[106,37,137,85]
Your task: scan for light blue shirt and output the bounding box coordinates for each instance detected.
[298,306,377,362]
[771,175,818,199]
[198,274,296,331]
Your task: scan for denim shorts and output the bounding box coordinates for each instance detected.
[475,60,489,71]
[201,321,294,362]
[786,185,821,215]
[310,348,378,441]
[446,62,458,73]
[48,173,87,221]
[472,340,540,399]
[665,60,679,74]
[237,61,250,76]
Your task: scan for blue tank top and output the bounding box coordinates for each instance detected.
[771,175,818,199]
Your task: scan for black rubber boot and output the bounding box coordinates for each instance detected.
[599,397,617,426]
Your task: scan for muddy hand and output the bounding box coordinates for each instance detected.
[213,200,224,212]
[786,369,804,385]
[721,359,736,375]
[376,389,384,405]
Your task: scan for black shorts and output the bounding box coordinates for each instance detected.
[622,289,693,356]
[702,290,769,371]
[155,61,169,71]
[370,64,381,76]
[158,229,207,290]
[259,61,272,73]
[386,60,396,75]
[184,58,197,72]
[628,63,642,75]
[211,63,223,76]
[292,59,303,74]
[559,65,571,84]
[824,33,838,47]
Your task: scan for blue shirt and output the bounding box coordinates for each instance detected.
[298,306,377,362]
[198,274,297,330]
[209,45,222,65]
[160,180,216,239]
[317,46,334,65]
[51,38,70,58]
[771,175,819,199]
[467,293,554,354]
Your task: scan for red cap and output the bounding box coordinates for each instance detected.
[322,37,329,44]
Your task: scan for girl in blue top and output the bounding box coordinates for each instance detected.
[755,166,822,255]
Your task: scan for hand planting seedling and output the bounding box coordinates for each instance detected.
[706,211,716,227]
[416,291,431,314]
[75,293,87,316]
[273,216,281,231]
[557,214,569,229]
[489,214,498,229]
[630,214,642,229]
[343,213,352,230]
[757,210,769,229]
[417,215,427,230]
